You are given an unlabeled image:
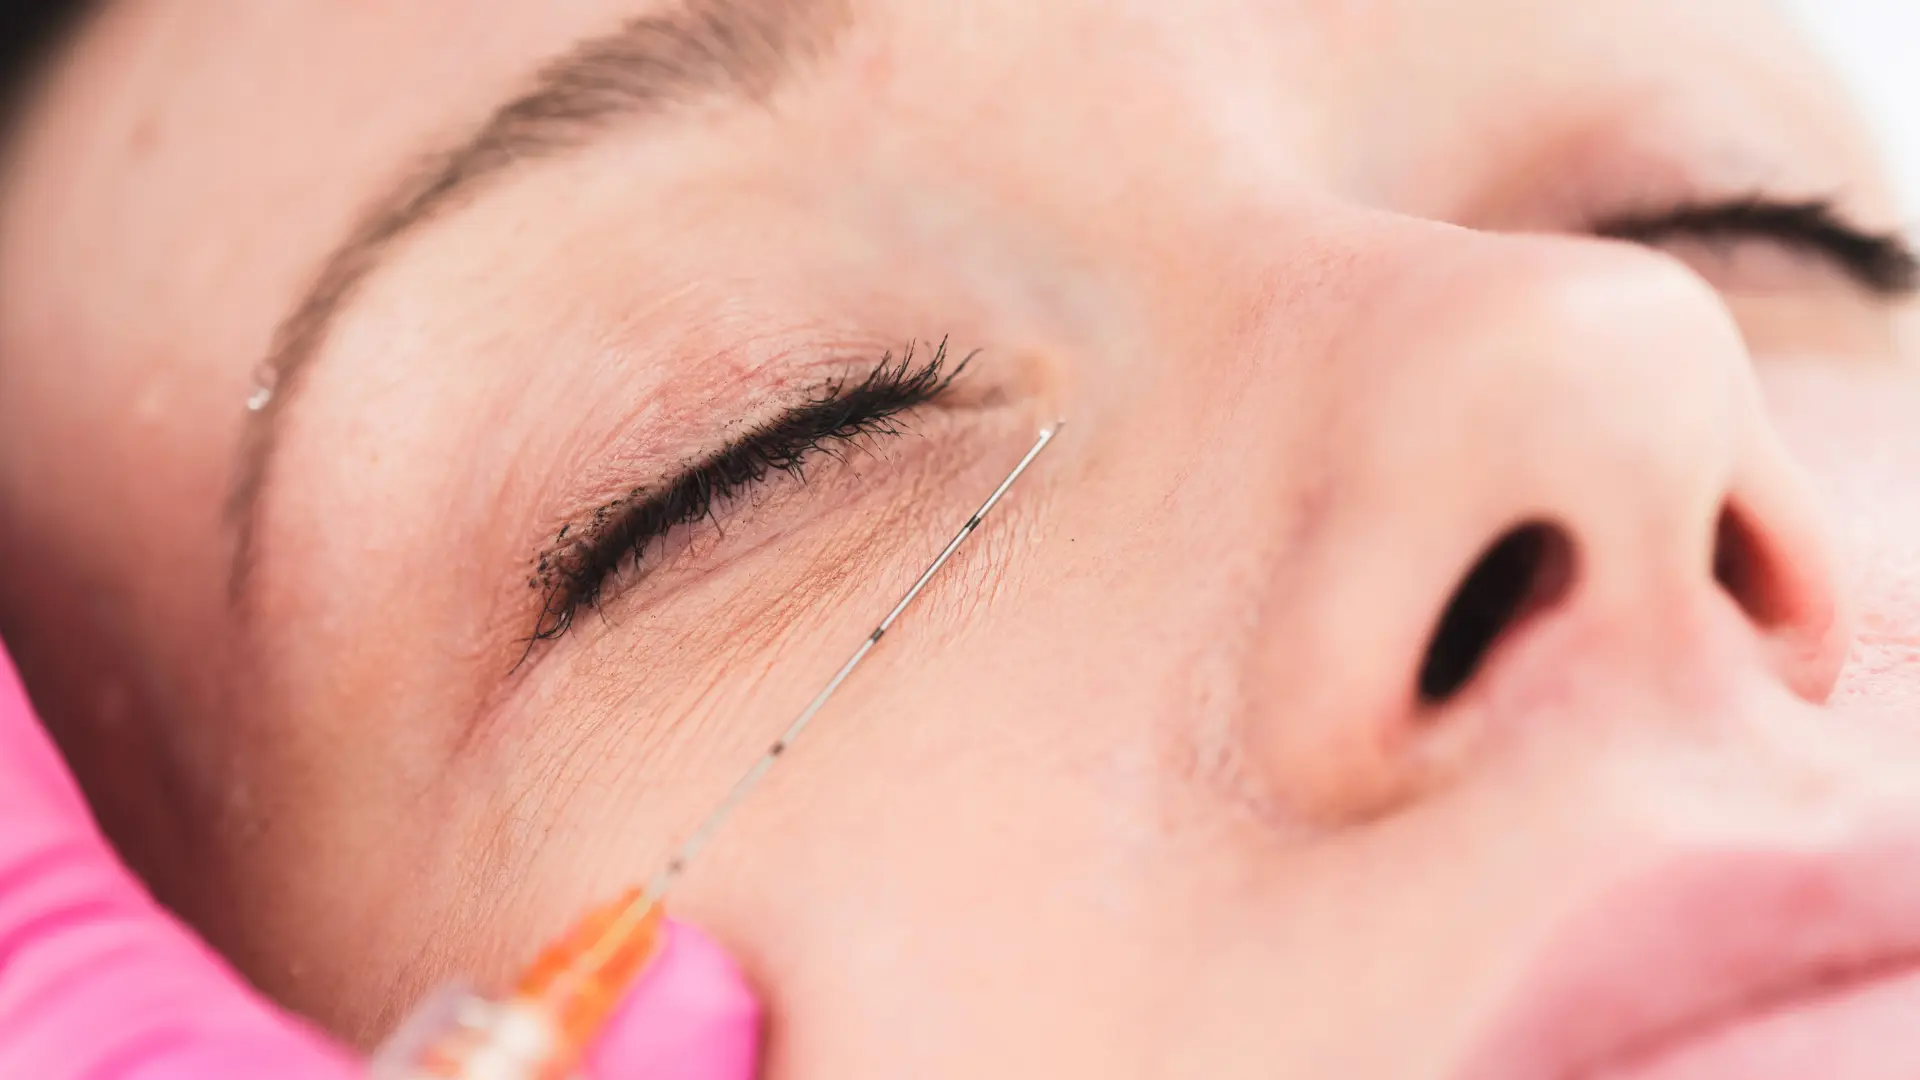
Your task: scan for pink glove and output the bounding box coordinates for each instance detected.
[0,641,761,1078]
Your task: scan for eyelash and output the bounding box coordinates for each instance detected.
[523,339,970,652]
[1597,196,1920,296]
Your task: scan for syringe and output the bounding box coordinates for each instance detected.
[370,421,1064,1080]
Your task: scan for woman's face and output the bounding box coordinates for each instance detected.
[4,0,1920,1075]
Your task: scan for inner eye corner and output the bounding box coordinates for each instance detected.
[1417,520,1577,707]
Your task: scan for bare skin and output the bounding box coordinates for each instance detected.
[2,1,1918,1076]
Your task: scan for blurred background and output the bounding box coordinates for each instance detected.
[1793,0,1920,209]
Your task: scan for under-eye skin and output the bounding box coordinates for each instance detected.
[521,340,971,656]
[1597,196,1920,297]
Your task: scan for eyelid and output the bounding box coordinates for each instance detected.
[1595,197,1920,297]
[518,341,969,660]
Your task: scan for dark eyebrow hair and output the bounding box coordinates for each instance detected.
[226,0,848,600]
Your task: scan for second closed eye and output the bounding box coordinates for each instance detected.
[1596,197,1919,297]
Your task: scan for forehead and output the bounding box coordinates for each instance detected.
[6,2,1878,332]
[4,0,1868,304]
[7,0,1867,241]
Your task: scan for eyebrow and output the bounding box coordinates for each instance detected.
[226,0,848,599]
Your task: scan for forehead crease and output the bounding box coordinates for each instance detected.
[228,0,852,600]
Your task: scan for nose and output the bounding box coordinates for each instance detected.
[1239,226,1849,821]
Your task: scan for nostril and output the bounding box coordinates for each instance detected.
[1418,522,1575,706]
[1714,503,1790,629]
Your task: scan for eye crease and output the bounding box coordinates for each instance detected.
[1597,196,1920,296]
[521,340,971,656]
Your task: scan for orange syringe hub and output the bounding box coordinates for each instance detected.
[511,888,667,1075]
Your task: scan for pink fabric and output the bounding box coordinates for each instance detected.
[0,642,761,1078]
[588,921,764,1080]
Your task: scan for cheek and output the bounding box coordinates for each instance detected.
[1759,361,1920,712]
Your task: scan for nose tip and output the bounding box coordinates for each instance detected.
[1240,231,1849,822]
[1396,245,1848,713]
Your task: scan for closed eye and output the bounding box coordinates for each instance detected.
[1597,196,1919,297]
[519,339,969,662]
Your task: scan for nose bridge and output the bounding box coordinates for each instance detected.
[1232,221,1847,823]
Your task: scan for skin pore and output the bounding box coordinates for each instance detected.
[2,0,1919,1076]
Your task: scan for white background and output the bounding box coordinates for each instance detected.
[1792,0,1920,210]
